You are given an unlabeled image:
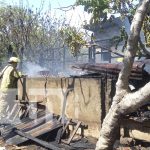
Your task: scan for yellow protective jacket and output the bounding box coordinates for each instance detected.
[0,65,22,92]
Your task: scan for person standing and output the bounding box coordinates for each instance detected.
[0,57,23,121]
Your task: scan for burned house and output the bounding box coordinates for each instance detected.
[0,15,150,150]
[0,57,149,150]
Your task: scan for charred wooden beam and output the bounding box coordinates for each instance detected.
[14,128,62,150]
[62,121,82,145]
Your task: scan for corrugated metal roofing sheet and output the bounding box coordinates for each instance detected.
[72,59,150,80]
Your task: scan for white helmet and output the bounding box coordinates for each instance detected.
[8,57,20,63]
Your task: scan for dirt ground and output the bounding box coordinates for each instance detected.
[1,137,150,150]
[114,141,150,150]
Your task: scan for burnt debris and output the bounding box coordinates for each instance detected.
[0,102,93,150]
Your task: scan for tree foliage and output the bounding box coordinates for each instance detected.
[143,14,150,47]
[0,5,65,64]
[0,3,89,71]
[76,0,110,24]
[76,0,137,23]
[60,26,87,56]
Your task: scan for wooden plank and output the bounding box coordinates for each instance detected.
[14,129,62,150]
[5,120,62,145]
[62,121,81,145]
[62,119,71,136]
[2,113,54,137]
[0,112,53,143]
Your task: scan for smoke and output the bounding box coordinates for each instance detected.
[22,62,48,77]
[21,61,85,77]
[56,63,86,77]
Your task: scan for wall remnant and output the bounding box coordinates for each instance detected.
[18,77,114,138]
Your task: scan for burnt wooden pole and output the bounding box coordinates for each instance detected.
[8,44,13,59]
[20,47,24,71]
[88,33,96,63]
[63,46,66,70]
[15,129,61,150]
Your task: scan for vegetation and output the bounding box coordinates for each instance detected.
[60,26,86,56]
[76,0,109,24]
[143,14,150,47]
[0,5,61,63]
[0,4,86,69]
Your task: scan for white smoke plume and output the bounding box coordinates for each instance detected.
[22,62,48,77]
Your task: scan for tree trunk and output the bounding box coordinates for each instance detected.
[95,0,150,150]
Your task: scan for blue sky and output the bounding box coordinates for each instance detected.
[1,0,91,27]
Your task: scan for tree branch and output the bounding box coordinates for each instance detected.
[115,0,149,95]
[119,81,150,114]
[55,5,75,11]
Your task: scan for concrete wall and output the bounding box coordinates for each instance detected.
[18,77,115,138]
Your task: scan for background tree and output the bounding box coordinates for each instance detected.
[0,5,64,62]
[0,3,86,73]
[76,0,109,24]
[60,26,87,56]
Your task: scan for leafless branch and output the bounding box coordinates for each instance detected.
[55,4,76,11]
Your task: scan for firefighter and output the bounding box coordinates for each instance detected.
[0,57,24,121]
